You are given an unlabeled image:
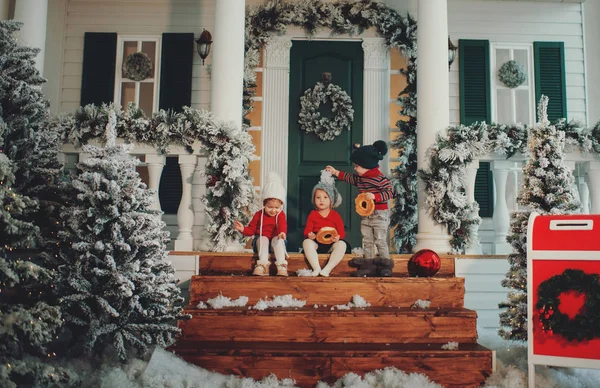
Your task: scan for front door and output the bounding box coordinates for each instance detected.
[287,40,364,251]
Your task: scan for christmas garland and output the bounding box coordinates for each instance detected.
[536,269,600,341]
[51,102,259,252]
[298,82,354,141]
[244,0,418,252]
[498,60,526,88]
[123,52,153,81]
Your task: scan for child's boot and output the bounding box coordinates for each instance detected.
[276,263,288,276]
[252,263,269,276]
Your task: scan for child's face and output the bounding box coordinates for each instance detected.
[314,189,331,210]
[263,199,282,216]
[353,163,368,176]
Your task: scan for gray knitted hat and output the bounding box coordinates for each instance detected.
[311,170,342,208]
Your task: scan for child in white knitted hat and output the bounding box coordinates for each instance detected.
[302,170,348,277]
[234,172,288,276]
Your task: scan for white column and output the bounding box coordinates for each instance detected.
[210,0,245,129]
[0,0,11,20]
[465,160,482,254]
[145,154,165,212]
[584,162,600,214]
[578,175,590,214]
[491,160,512,254]
[13,0,48,75]
[193,155,208,249]
[414,0,452,253]
[175,154,197,251]
[262,37,292,189]
[362,38,390,174]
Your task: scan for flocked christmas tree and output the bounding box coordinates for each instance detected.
[498,96,581,341]
[0,20,78,387]
[55,111,187,361]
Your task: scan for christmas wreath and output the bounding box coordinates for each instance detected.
[123,52,153,81]
[536,269,600,341]
[298,82,354,141]
[498,60,527,88]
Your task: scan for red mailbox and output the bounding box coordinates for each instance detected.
[527,212,600,386]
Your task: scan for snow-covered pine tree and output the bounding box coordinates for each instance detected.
[498,96,581,341]
[0,20,78,387]
[56,111,187,361]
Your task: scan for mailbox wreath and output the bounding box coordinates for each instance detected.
[536,269,600,341]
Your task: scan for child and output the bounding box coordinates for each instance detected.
[234,172,288,276]
[326,140,393,259]
[303,171,347,277]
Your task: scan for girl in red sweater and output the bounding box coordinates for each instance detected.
[303,171,347,277]
[234,172,288,276]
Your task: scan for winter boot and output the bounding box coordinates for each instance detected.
[252,263,269,276]
[276,263,288,277]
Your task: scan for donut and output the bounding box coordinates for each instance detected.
[355,193,375,217]
[316,227,338,244]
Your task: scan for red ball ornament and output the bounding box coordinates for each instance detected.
[408,249,441,277]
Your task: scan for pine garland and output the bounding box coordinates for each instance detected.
[244,0,418,252]
[51,103,259,252]
[298,82,354,141]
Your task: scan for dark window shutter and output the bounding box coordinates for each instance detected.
[534,42,567,121]
[459,39,491,126]
[475,162,494,218]
[159,33,194,112]
[159,157,183,215]
[81,32,117,106]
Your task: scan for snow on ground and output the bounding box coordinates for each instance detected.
[87,330,600,387]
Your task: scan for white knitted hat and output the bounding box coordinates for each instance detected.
[262,172,286,205]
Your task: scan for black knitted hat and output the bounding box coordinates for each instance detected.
[351,140,388,169]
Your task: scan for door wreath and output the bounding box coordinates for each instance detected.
[123,52,154,81]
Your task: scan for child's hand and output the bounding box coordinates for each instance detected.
[233,220,244,233]
[365,193,375,201]
[308,232,316,240]
[332,235,340,243]
[278,232,286,240]
[325,165,338,176]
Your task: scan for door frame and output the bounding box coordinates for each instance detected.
[260,26,391,216]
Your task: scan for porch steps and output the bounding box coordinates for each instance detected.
[172,253,494,387]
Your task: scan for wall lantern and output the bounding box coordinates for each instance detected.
[448,36,458,70]
[196,29,212,65]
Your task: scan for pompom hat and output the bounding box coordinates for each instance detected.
[312,170,342,208]
[262,172,286,205]
[351,140,388,169]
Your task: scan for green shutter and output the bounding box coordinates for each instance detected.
[159,33,194,112]
[459,39,491,126]
[81,32,117,106]
[534,42,567,121]
[475,161,494,218]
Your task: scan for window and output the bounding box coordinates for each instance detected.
[114,36,161,115]
[490,44,535,125]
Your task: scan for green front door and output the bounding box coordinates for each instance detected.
[287,41,363,251]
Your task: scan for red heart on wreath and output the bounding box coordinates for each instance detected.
[557,291,586,320]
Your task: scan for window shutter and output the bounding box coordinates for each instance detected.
[159,33,194,112]
[474,162,494,218]
[459,39,491,126]
[534,42,567,121]
[81,32,117,106]
[159,157,183,215]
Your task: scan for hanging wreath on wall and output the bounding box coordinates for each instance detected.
[536,269,600,341]
[298,80,354,142]
[123,52,153,81]
[498,60,527,88]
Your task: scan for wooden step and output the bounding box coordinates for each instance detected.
[188,276,465,308]
[193,252,456,277]
[179,307,479,344]
[172,341,494,388]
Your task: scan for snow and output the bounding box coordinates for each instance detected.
[252,294,306,310]
[441,341,458,350]
[205,295,249,309]
[330,294,371,310]
[296,268,313,277]
[411,299,431,309]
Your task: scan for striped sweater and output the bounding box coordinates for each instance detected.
[337,168,394,210]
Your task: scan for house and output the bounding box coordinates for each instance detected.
[3,0,599,337]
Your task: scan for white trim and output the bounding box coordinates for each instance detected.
[528,250,599,260]
[581,2,590,126]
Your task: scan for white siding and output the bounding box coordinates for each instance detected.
[584,0,600,125]
[456,258,510,335]
[57,0,214,113]
[448,0,586,124]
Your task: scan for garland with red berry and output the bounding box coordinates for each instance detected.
[536,269,600,341]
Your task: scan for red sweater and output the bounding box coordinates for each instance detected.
[242,210,287,238]
[337,167,393,210]
[303,210,346,239]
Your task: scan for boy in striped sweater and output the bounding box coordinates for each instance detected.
[326,140,394,259]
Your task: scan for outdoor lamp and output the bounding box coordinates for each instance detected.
[448,36,458,70]
[196,29,212,65]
